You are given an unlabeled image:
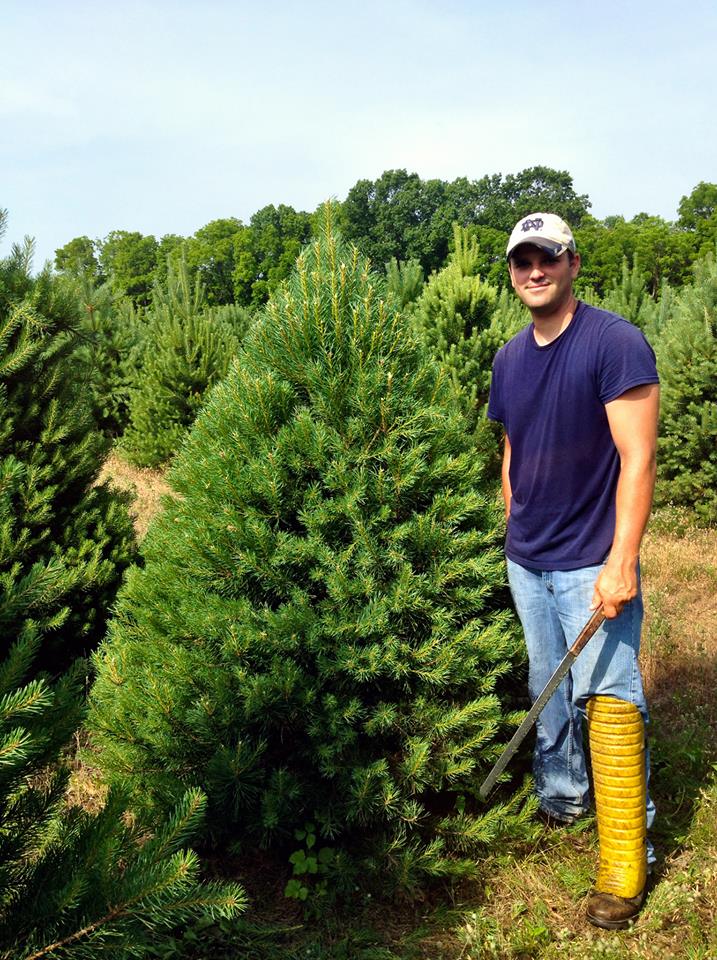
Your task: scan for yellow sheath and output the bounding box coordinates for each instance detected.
[587,695,647,899]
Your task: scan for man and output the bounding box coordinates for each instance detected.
[487,213,660,930]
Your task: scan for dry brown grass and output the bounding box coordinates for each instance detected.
[641,515,717,731]
[98,451,173,539]
[65,732,108,814]
[69,455,173,810]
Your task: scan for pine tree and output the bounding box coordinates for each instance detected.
[598,257,658,331]
[655,254,717,522]
[120,261,242,468]
[385,257,424,309]
[0,641,246,959]
[642,279,677,346]
[210,300,257,344]
[0,213,245,957]
[490,286,529,345]
[411,225,526,471]
[74,277,143,437]
[0,225,136,672]
[88,219,533,895]
[412,225,497,419]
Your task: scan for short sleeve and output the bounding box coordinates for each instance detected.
[487,350,505,423]
[596,320,659,404]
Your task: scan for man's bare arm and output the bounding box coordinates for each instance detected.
[501,434,512,520]
[591,382,660,619]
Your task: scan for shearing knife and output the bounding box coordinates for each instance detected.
[479,605,606,800]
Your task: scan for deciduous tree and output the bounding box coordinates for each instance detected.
[54,235,103,282]
[184,218,244,305]
[99,230,159,305]
[470,166,591,233]
[233,204,312,306]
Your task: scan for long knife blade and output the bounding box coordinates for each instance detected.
[479,605,606,800]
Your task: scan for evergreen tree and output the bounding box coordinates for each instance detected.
[0,642,246,959]
[73,277,144,437]
[0,225,135,672]
[642,279,677,345]
[412,224,496,418]
[88,219,533,895]
[598,257,658,331]
[385,257,424,309]
[411,225,525,471]
[120,262,242,468]
[490,285,529,339]
[211,301,257,344]
[655,254,717,522]
[0,214,245,957]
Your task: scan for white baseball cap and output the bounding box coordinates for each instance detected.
[506,212,576,259]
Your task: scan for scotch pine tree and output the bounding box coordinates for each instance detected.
[0,220,135,672]
[411,225,525,471]
[412,224,497,423]
[642,280,677,346]
[598,257,658,331]
[0,642,246,959]
[74,277,144,437]
[385,256,424,309]
[89,220,533,893]
[655,254,717,522]
[0,213,245,956]
[120,261,242,467]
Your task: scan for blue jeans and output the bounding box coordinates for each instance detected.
[506,559,655,858]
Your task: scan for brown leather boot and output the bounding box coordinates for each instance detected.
[586,696,648,930]
[586,888,646,930]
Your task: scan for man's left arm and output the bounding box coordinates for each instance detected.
[590,382,660,619]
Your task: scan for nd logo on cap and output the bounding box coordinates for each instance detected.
[521,217,545,233]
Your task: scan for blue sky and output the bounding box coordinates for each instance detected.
[2,0,715,269]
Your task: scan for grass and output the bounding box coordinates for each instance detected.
[97,461,717,959]
[97,451,172,539]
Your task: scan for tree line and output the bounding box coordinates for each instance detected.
[53,167,717,305]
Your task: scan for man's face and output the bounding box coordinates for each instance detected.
[508,243,581,316]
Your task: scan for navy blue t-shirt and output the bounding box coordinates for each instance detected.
[487,302,659,571]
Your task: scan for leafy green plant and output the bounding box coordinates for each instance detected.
[284,822,336,905]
